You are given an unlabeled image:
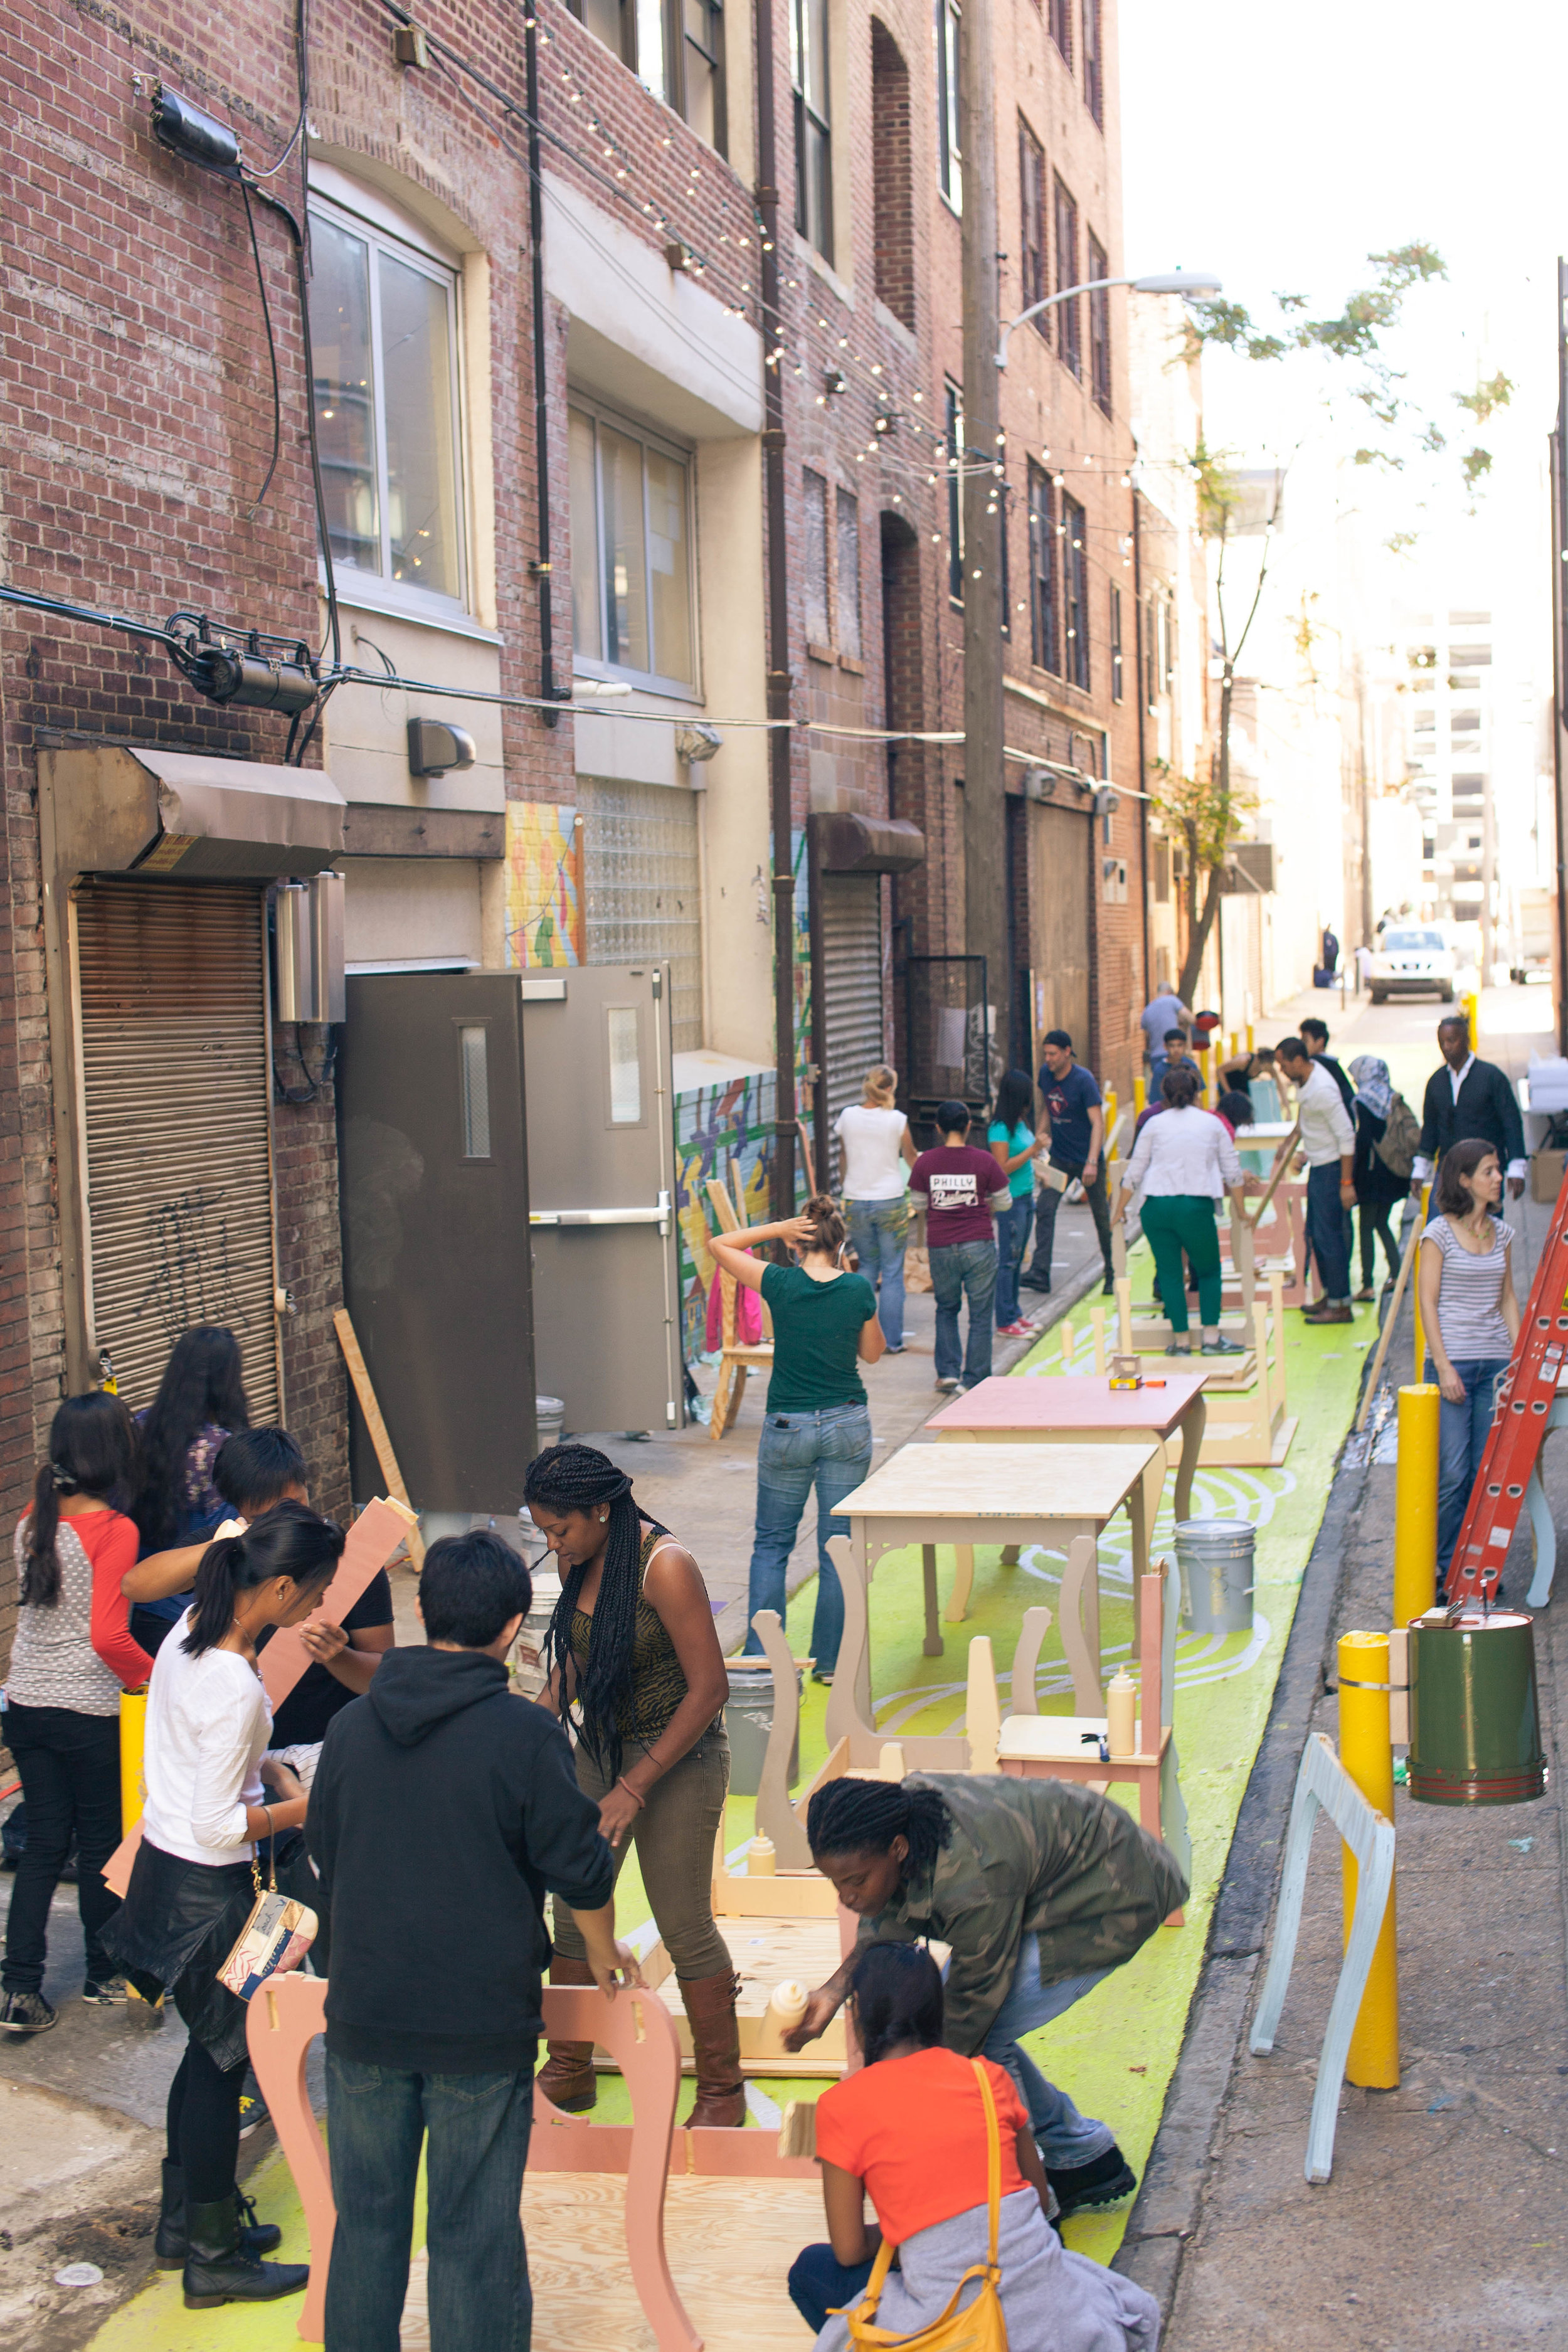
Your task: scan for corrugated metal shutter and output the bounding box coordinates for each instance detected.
[820,872,884,1187]
[75,877,280,1421]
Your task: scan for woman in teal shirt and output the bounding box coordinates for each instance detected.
[988,1069,1042,1335]
[711,1196,883,1679]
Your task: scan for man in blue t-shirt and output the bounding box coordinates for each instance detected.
[1020,1032,1115,1297]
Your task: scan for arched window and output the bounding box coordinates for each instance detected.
[871,21,914,330]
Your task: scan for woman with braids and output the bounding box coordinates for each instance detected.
[788,1942,1160,2351]
[709,1196,883,1681]
[1,1392,150,2035]
[104,1502,346,2309]
[524,1443,740,2124]
[783,1773,1186,2220]
[129,1325,251,1658]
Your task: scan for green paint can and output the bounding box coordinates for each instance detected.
[1407,1608,1546,1806]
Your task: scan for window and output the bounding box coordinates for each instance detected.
[804,469,831,643]
[1019,121,1047,340]
[1110,584,1123,701]
[569,0,632,64]
[1152,838,1171,903]
[871,23,916,330]
[568,0,726,154]
[946,381,965,603]
[1062,492,1088,689]
[936,0,963,211]
[1082,0,1103,124]
[836,489,862,659]
[680,0,727,150]
[1047,0,1073,68]
[792,0,832,259]
[458,1027,492,1158]
[998,474,1010,638]
[1143,591,1157,707]
[309,196,464,610]
[1027,461,1057,672]
[1088,231,1111,414]
[569,401,696,691]
[607,1005,643,1123]
[1053,178,1080,376]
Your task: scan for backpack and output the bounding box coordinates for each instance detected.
[1373,1092,1419,1180]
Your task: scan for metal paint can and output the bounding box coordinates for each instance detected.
[1407,1608,1546,1806]
[1175,1517,1256,1635]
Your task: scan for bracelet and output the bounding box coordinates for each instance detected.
[617,1776,646,1811]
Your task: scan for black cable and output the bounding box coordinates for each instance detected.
[0,584,180,645]
[239,178,283,520]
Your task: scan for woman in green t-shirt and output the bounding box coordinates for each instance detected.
[710,1196,883,1680]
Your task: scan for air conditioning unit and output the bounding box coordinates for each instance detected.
[1220,841,1277,895]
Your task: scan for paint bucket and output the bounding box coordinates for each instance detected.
[1175,1517,1256,1635]
[511,1560,561,1703]
[724,1660,800,1798]
[536,1396,565,1450]
[1407,1607,1546,1806]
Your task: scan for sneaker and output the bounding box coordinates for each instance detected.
[0,1989,57,2035]
[1046,2143,1138,2217]
[1163,1340,1194,1356]
[1200,1335,1245,1356]
[1353,1286,1375,1303]
[935,1376,961,1392]
[1303,1301,1354,1325]
[237,2081,270,2139]
[997,1320,1034,1338]
[884,1343,906,1355]
[82,1976,129,2006]
[1018,1271,1052,1293]
[1101,1274,1116,1295]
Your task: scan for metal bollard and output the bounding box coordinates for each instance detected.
[1392,1384,1440,1624]
[1411,1182,1433,1380]
[1133,1074,1147,1116]
[1337,1631,1399,2088]
[119,1688,148,1837]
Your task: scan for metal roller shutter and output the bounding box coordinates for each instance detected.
[74,877,281,1421]
[820,872,885,1187]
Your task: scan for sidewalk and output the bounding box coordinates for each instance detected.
[1121,985,1568,2343]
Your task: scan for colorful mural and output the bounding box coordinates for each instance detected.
[502,802,583,968]
[674,1071,776,1364]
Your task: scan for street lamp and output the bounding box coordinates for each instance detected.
[996,270,1223,369]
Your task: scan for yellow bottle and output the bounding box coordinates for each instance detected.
[1106,1666,1137,1758]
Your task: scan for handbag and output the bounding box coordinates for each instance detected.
[215,1838,317,2001]
[839,2058,1008,2352]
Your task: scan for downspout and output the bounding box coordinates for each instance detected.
[756,0,798,1218]
[1131,479,1151,996]
[524,11,560,725]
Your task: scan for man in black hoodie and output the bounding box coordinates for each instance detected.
[307,1530,634,2351]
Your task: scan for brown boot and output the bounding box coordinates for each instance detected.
[535,1954,598,2112]
[680,1969,745,2128]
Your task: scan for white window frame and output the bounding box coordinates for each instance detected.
[307,180,470,627]
[936,0,963,214]
[568,393,702,701]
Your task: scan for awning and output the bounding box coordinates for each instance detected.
[38,745,346,881]
[809,811,926,875]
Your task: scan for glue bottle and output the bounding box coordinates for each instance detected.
[748,1833,776,1876]
[1106,1667,1137,1758]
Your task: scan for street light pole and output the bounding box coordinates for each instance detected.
[996,270,1223,369]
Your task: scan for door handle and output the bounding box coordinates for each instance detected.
[530,1190,671,1237]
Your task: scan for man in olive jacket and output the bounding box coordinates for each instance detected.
[786,1772,1187,2217]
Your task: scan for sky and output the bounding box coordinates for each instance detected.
[1118,0,1568,635]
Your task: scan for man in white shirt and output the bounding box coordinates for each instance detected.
[1277,1037,1357,1325]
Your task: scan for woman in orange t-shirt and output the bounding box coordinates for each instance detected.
[788,1943,1161,2351]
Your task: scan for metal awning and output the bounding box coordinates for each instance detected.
[38,744,346,881]
[809,811,926,875]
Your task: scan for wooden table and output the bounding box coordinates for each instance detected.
[825,1439,1160,1744]
[927,1370,1208,1621]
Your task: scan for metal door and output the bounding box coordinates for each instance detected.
[1028,802,1091,1054]
[818,872,885,1189]
[338,973,536,1510]
[521,963,682,1434]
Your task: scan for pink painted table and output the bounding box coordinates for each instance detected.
[926,1370,1209,1619]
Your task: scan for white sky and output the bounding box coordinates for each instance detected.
[1118,0,1568,632]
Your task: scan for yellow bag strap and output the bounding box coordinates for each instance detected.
[968,2058,1002,2272]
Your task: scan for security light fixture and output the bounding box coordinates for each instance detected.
[150,85,240,174]
[407,717,477,778]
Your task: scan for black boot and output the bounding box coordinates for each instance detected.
[1044,2143,1137,2217]
[156,2163,282,2268]
[182,2195,308,2309]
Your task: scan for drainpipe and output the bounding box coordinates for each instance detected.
[524,11,559,725]
[1131,479,1152,996]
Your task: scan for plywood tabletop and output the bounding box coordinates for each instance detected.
[928,1370,1207,1436]
[836,1439,1158,1521]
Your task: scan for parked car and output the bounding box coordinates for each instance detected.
[1365,926,1456,1004]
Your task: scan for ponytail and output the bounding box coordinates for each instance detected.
[22,1391,139,1610]
[181,1499,345,1657]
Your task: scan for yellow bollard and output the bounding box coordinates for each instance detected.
[1411,1183,1432,1379]
[1246,1020,1255,1053]
[120,1688,148,1836]
[1104,1086,1118,1165]
[1337,1629,1400,2088]
[1133,1074,1147,1116]
[1392,1384,1440,1624]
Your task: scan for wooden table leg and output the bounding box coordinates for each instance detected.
[1059,1532,1103,1714]
[1128,1454,1163,1665]
[923,1544,945,1656]
[1173,1393,1206,1523]
[945,1544,976,1624]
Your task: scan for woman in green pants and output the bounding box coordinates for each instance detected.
[1112,1064,1248,1357]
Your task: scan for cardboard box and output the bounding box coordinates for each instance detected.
[1532,1149,1567,1204]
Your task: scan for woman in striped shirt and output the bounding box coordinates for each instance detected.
[1417,1138,1521,1592]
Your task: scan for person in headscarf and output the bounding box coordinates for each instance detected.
[1349,1054,1412,1298]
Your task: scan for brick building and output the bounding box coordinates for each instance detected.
[0,0,1152,1637]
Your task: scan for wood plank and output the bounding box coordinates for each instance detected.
[333,1308,425,1570]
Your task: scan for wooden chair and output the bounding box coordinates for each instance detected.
[704,1173,774,1439]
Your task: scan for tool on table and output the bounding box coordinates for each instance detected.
[1108,1352,1143,1391]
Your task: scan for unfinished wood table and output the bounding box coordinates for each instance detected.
[825,1439,1159,1742]
[927,1369,1209,1621]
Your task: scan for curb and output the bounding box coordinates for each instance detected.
[1111,1421,1372,2314]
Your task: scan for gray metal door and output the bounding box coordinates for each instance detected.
[820,872,885,1189]
[521,963,682,1435]
[338,973,536,1510]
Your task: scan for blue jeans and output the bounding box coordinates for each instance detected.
[789,2240,876,2331]
[846,1197,909,1348]
[994,1195,1032,1326]
[1305,1161,1352,1302]
[324,2051,535,2352]
[978,1935,1118,2169]
[930,1238,998,1386]
[743,1402,873,1673]
[1425,1355,1509,1581]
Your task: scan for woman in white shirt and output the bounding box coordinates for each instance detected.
[835,1065,916,1352]
[106,1502,344,2311]
[1112,1065,1248,1357]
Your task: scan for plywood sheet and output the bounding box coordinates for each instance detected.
[837,1441,1157,1521]
[400,2173,825,2351]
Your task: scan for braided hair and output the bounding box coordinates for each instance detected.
[526,1442,669,1784]
[806,1776,953,1884]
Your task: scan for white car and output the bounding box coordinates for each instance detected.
[1367,926,1456,1004]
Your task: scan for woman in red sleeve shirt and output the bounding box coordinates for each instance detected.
[788,1942,1160,2351]
[1,1392,151,2035]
